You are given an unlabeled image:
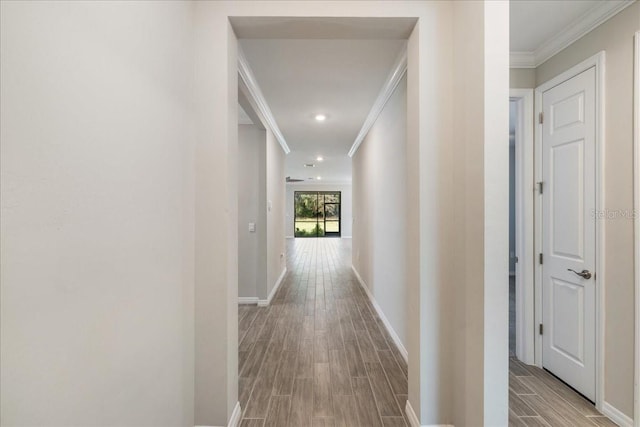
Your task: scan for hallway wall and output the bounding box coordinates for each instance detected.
[1,1,195,425]
[285,183,353,238]
[266,130,287,299]
[509,142,516,275]
[352,75,408,349]
[510,68,536,89]
[451,2,510,425]
[0,1,511,425]
[238,125,267,299]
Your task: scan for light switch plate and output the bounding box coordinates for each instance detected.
[248,222,256,232]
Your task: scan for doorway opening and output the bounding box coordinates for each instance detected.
[232,15,413,427]
[509,99,517,358]
[509,52,614,427]
[294,191,341,237]
[509,88,535,366]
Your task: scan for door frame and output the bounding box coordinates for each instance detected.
[534,51,605,409]
[510,89,536,365]
[322,200,342,237]
[634,30,639,427]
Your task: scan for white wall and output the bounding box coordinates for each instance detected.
[451,2,510,425]
[266,130,287,298]
[285,183,353,238]
[238,125,266,299]
[1,2,512,426]
[352,76,408,347]
[193,7,239,423]
[0,2,195,425]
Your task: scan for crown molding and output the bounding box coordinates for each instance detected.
[510,0,635,69]
[535,0,635,66]
[348,46,407,157]
[237,47,290,154]
[509,51,536,69]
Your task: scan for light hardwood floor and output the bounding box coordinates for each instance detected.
[238,238,408,426]
[238,238,617,427]
[509,358,616,426]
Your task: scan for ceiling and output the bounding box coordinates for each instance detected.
[510,0,634,67]
[230,17,416,40]
[235,3,633,183]
[511,0,600,52]
[240,39,405,183]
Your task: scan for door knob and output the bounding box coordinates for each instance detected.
[568,269,592,279]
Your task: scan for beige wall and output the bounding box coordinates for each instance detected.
[405,2,509,424]
[352,75,408,348]
[193,4,238,424]
[205,3,510,423]
[266,130,287,298]
[510,68,536,89]
[532,2,638,417]
[0,1,515,425]
[451,2,510,425]
[404,6,454,423]
[0,1,195,425]
[238,125,267,299]
[238,125,285,302]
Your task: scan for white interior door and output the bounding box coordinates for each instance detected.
[541,66,596,401]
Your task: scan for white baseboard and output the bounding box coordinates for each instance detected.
[257,267,287,307]
[238,297,259,305]
[194,402,241,427]
[405,400,454,427]
[601,401,633,427]
[342,236,352,238]
[406,400,421,427]
[228,401,241,427]
[351,265,408,363]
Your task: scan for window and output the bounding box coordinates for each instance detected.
[294,191,341,237]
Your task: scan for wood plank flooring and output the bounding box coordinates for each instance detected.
[238,238,408,427]
[238,238,617,427]
[509,358,617,426]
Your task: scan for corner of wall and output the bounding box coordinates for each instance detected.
[257,267,287,307]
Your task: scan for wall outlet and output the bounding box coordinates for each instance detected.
[248,222,256,233]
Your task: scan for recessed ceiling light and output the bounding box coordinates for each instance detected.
[316,156,324,162]
[316,176,322,180]
[315,114,326,122]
